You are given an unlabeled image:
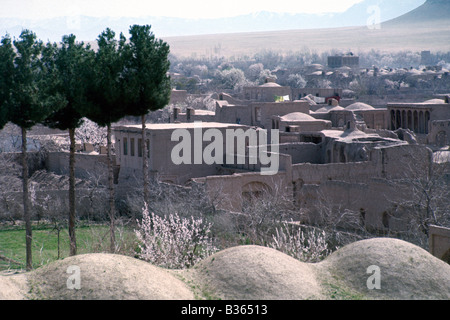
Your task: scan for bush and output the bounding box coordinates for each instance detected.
[135,204,218,269]
[269,222,332,263]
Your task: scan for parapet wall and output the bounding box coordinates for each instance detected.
[199,171,290,212]
[292,161,378,185]
[46,152,115,184]
[279,143,323,164]
[429,225,450,263]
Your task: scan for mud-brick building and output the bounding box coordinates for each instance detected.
[387,97,450,145]
[113,122,253,186]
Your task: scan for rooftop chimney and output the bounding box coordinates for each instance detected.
[173,107,180,120]
[186,108,194,121]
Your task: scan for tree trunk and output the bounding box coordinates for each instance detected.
[21,127,32,271]
[107,123,116,253]
[68,128,77,256]
[142,114,149,206]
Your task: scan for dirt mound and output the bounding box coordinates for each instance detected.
[183,245,324,300]
[0,273,28,300]
[26,253,195,300]
[317,238,450,300]
[1,238,449,300]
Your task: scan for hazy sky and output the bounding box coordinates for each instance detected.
[1,0,365,19]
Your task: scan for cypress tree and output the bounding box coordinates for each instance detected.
[4,30,64,270]
[84,28,128,253]
[42,34,94,256]
[123,25,171,205]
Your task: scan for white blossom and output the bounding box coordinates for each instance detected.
[135,204,218,269]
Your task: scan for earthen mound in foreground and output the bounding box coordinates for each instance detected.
[1,238,449,300]
[183,245,324,300]
[316,238,450,300]
[26,253,195,300]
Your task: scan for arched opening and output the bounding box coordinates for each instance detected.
[407,111,412,130]
[413,111,419,133]
[425,111,430,134]
[395,110,401,130]
[242,181,272,208]
[402,110,406,129]
[390,110,395,130]
[419,111,424,134]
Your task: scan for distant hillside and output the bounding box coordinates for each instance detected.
[384,0,450,26]
[1,0,447,57]
[165,0,450,58]
[0,0,425,41]
[334,0,426,27]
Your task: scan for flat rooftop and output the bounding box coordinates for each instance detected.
[113,122,248,131]
[321,129,401,143]
[388,99,448,106]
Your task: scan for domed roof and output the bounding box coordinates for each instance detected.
[315,106,333,113]
[328,106,345,112]
[315,105,345,113]
[259,82,281,87]
[421,98,445,104]
[408,69,423,76]
[310,64,324,69]
[345,102,375,111]
[394,69,408,75]
[280,112,316,122]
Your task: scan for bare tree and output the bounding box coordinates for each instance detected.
[225,181,299,245]
[0,153,22,224]
[386,150,450,248]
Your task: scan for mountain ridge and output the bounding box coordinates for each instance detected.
[164,0,450,57]
[383,0,450,26]
[0,0,426,41]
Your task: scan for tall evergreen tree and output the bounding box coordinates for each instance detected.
[0,35,15,130]
[123,25,171,205]
[4,30,63,270]
[84,28,128,253]
[42,34,94,256]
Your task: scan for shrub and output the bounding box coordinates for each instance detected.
[269,222,332,263]
[135,204,218,269]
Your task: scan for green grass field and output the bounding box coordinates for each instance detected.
[0,224,137,271]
